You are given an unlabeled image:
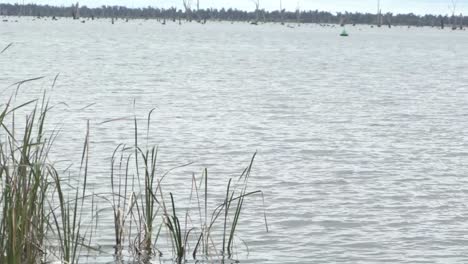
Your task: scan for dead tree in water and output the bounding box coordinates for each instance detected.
[279,0,285,25]
[111,6,115,24]
[296,1,302,26]
[459,13,464,29]
[249,0,260,25]
[448,0,458,29]
[376,0,381,27]
[19,0,24,16]
[72,2,80,20]
[182,0,192,22]
[386,12,392,28]
[196,0,201,22]
[338,13,345,27]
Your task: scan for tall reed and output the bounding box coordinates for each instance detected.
[0,97,51,263]
[49,121,90,264]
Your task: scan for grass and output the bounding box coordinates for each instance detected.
[0,48,268,262]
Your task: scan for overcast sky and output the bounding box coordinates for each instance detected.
[4,0,468,15]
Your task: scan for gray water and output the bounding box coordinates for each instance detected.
[2,18,468,263]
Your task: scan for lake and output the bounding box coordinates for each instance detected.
[1,17,468,263]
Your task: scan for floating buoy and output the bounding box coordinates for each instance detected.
[340,29,349,37]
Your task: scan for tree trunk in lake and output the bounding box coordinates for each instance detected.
[460,13,463,29]
[279,0,284,25]
[196,0,201,22]
[376,0,381,27]
[449,1,458,30]
[255,3,260,24]
[248,0,259,24]
[339,16,345,27]
[386,13,392,28]
[71,2,80,20]
[296,4,301,26]
[183,0,192,22]
[72,4,76,19]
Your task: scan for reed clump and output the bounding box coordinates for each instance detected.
[0,79,268,263]
[0,98,51,263]
[0,96,96,264]
[107,114,269,263]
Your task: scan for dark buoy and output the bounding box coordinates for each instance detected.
[340,29,349,37]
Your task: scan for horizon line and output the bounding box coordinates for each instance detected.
[0,2,463,17]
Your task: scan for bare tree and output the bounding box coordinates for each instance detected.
[72,2,79,20]
[448,0,458,29]
[195,0,201,22]
[20,0,24,16]
[338,12,345,26]
[460,13,464,29]
[386,12,393,28]
[251,0,260,24]
[296,1,302,26]
[279,0,285,25]
[377,0,382,27]
[183,0,192,21]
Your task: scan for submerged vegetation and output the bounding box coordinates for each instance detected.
[0,51,268,263]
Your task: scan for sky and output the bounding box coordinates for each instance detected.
[4,0,468,15]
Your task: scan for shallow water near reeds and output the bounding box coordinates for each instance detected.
[2,17,468,263]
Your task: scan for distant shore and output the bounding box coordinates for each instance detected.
[0,3,466,28]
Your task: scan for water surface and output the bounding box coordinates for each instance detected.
[1,18,468,263]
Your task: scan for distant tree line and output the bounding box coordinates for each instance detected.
[0,3,466,28]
